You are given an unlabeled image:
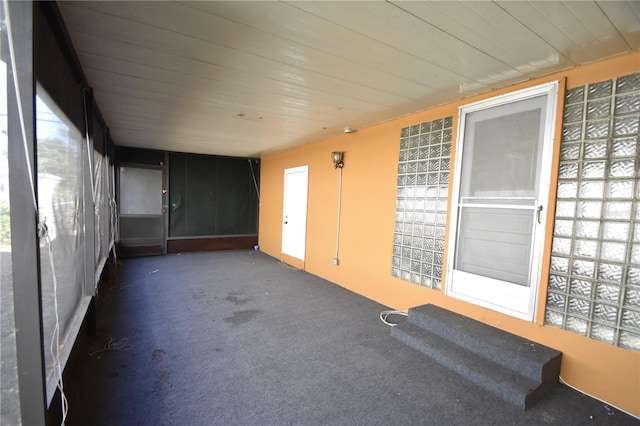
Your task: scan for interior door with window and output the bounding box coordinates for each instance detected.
[447,82,558,321]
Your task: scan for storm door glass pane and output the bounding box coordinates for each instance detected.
[460,97,545,201]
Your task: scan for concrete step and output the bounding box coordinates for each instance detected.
[391,304,562,409]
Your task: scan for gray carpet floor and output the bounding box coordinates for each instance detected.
[68,250,639,425]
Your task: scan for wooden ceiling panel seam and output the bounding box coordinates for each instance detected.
[178,1,447,91]
[497,0,627,65]
[59,2,437,100]
[72,44,386,110]
[387,1,526,79]
[395,1,573,75]
[91,95,357,130]
[89,77,376,119]
[594,0,640,50]
[56,1,638,157]
[90,87,360,126]
[78,57,400,115]
[65,26,418,108]
[173,0,492,89]
[284,1,521,82]
[104,126,312,158]
[73,44,410,109]
[91,100,330,133]
[542,1,630,58]
[281,0,491,85]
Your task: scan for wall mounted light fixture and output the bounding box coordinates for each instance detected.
[332,151,344,266]
[332,151,344,169]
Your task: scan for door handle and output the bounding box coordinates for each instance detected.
[536,205,543,224]
[284,221,288,224]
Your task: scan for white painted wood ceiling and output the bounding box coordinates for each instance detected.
[58,1,639,158]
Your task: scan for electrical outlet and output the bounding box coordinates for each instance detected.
[333,258,339,266]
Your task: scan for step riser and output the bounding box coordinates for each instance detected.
[391,304,562,410]
[408,311,542,382]
[407,306,561,384]
[392,326,530,409]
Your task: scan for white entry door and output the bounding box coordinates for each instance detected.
[447,82,558,321]
[282,166,309,260]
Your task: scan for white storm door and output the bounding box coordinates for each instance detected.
[282,166,309,260]
[447,82,558,321]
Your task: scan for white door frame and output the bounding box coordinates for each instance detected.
[282,165,309,261]
[446,82,559,322]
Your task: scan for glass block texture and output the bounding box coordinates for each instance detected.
[392,117,452,290]
[546,72,640,351]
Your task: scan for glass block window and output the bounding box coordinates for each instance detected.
[392,117,453,290]
[546,72,640,351]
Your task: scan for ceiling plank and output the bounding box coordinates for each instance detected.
[181,1,471,91]
[69,33,388,115]
[596,0,640,50]
[286,1,522,87]
[60,2,433,101]
[496,1,629,64]
[392,1,574,77]
[56,1,638,157]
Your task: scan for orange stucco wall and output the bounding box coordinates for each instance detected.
[259,52,640,417]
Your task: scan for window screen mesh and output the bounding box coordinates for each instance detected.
[169,153,259,237]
